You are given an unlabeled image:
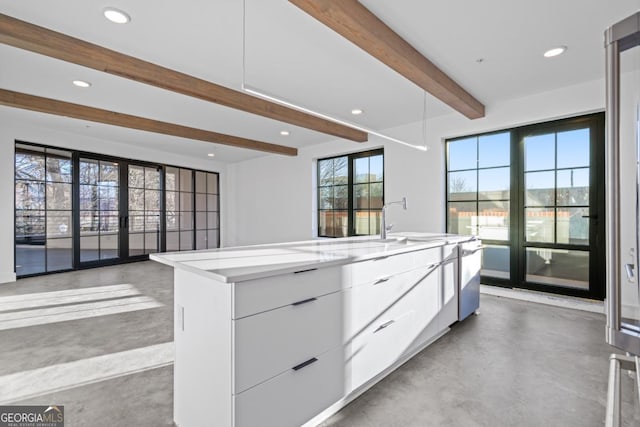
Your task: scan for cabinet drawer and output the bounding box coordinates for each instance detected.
[234,291,344,394]
[350,310,416,391]
[349,250,420,287]
[234,346,345,427]
[350,264,438,338]
[233,266,343,319]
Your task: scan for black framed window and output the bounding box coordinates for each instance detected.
[15,144,73,275]
[318,149,384,237]
[445,113,605,300]
[14,141,221,278]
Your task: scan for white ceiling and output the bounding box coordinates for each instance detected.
[0,0,638,163]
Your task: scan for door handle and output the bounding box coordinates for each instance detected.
[581,215,598,219]
[374,319,395,333]
[292,357,318,371]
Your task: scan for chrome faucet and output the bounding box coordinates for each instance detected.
[380,197,407,239]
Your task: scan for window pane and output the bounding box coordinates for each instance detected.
[80,236,99,262]
[334,186,348,209]
[447,202,476,235]
[196,212,207,230]
[557,129,589,169]
[16,181,45,210]
[479,168,509,201]
[354,157,369,183]
[145,215,160,232]
[129,233,145,256]
[129,189,145,211]
[79,159,99,184]
[478,201,509,241]
[130,215,145,232]
[100,162,119,184]
[167,231,179,251]
[482,245,509,279]
[16,211,45,241]
[195,171,207,193]
[334,211,348,237]
[526,248,588,289]
[166,167,179,191]
[145,168,160,190]
[16,244,45,275]
[180,192,193,211]
[166,191,178,212]
[47,212,72,238]
[207,195,218,211]
[448,170,476,201]
[369,211,381,235]
[334,157,348,185]
[557,207,589,245]
[207,229,219,248]
[370,155,383,181]
[145,232,159,254]
[207,173,218,194]
[525,171,554,206]
[207,212,219,229]
[180,231,193,250]
[196,194,206,211]
[80,185,97,210]
[180,212,193,230]
[448,137,476,171]
[525,208,555,243]
[145,190,161,211]
[319,159,334,186]
[354,184,369,209]
[16,153,45,181]
[557,168,589,206]
[354,211,369,235]
[370,183,383,209]
[100,234,118,259]
[524,133,555,171]
[320,187,333,209]
[46,157,72,183]
[180,169,192,192]
[479,132,510,168]
[46,183,72,210]
[196,230,207,250]
[47,238,72,271]
[319,211,334,237]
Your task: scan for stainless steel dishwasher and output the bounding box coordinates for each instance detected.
[458,238,482,321]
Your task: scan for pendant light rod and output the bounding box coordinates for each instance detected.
[241,0,428,152]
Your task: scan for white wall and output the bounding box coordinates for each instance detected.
[0,120,228,283]
[229,78,606,246]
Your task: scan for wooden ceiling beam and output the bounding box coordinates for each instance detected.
[289,0,485,119]
[0,89,298,156]
[0,13,367,142]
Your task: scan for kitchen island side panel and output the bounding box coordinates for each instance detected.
[174,268,232,427]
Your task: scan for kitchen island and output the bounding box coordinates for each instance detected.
[151,232,481,427]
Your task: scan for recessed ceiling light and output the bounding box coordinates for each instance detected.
[280,130,290,136]
[351,109,364,115]
[543,46,567,58]
[103,7,131,24]
[207,153,215,157]
[73,80,91,88]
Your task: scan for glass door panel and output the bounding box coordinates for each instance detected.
[79,158,120,263]
[128,165,161,256]
[521,125,595,292]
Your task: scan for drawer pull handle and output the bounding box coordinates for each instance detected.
[292,357,318,371]
[374,319,395,333]
[374,276,391,284]
[292,297,317,306]
[294,268,318,274]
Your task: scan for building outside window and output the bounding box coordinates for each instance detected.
[318,149,383,237]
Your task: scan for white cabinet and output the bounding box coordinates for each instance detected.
[170,241,470,427]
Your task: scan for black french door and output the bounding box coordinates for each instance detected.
[75,155,163,267]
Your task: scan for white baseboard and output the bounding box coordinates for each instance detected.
[480,284,604,314]
[0,272,16,285]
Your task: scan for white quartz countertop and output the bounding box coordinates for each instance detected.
[150,232,476,283]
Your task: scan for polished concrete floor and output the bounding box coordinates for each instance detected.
[0,261,638,426]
